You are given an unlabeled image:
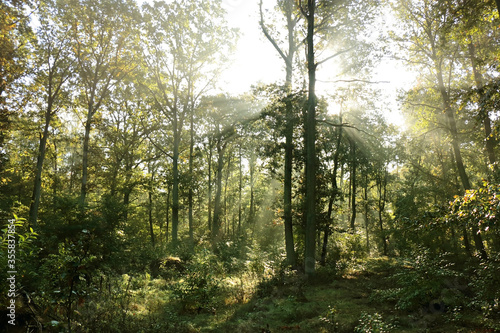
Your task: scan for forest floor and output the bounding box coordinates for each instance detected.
[172,257,494,333]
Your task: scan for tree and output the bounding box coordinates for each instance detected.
[59,0,140,208]
[393,0,487,258]
[0,0,32,179]
[29,1,75,227]
[260,0,302,267]
[141,0,236,245]
[299,0,318,276]
[199,94,255,242]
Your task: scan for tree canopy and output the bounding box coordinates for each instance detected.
[1,0,499,331]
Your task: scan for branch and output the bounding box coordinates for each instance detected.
[298,0,308,19]
[317,79,390,84]
[317,119,378,139]
[259,0,289,65]
[317,47,356,66]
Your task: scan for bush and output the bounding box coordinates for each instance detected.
[354,312,396,333]
[376,248,461,311]
[170,248,225,312]
[468,253,500,329]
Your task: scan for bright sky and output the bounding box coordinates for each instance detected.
[218,0,413,128]
[218,0,284,94]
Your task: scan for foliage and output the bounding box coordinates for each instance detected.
[376,249,461,311]
[319,305,339,331]
[170,248,225,311]
[354,312,396,333]
[448,182,499,241]
[467,253,500,329]
[0,215,38,296]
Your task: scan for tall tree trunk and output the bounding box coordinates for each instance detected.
[468,41,496,168]
[350,139,357,231]
[436,63,488,259]
[123,188,131,222]
[52,139,58,205]
[172,126,180,245]
[208,143,213,232]
[377,170,388,256]
[80,107,93,208]
[304,0,317,276]
[188,104,194,243]
[238,145,242,235]
[213,140,225,242]
[148,163,156,246]
[166,185,170,243]
[224,151,232,235]
[284,96,296,266]
[149,188,155,246]
[29,108,52,228]
[321,112,343,265]
[260,0,298,266]
[364,174,369,252]
[248,154,256,226]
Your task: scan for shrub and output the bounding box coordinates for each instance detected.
[170,248,225,312]
[376,248,461,311]
[354,312,396,333]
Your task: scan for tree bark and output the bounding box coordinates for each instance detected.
[149,186,155,247]
[238,145,243,235]
[436,60,488,259]
[468,41,496,168]
[304,0,317,276]
[377,170,388,256]
[321,112,343,265]
[29,109,51,228]
[208,143,213,232]
[212,138,225,242]
[364,174,369,252]
[350,139,357,231]
[172,122,180,245]
[260,0,298,267]
[188,103,195,243]
[80,107,93,208]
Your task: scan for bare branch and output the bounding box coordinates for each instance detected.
[317,47,356,66]
[259,0,289,65]
[317,79,390,84]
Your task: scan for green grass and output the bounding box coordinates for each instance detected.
[201,257,491,333]
[69,256,495,332]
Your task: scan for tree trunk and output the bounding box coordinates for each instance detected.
[166,185,170,243]
[238,145,242,235]
[436,63,488,260]
[172,127,180,245]
[188,104,195,243]
[248,154,256,226]
[223,151,232,235]
[468,41,496,168]
[149,189,155,246]
[321,113,343,265]
[208,143,213,232]
[80,107,93,208]
[350,139,357,231]
[364,174,369,252]
[377,170,388,256]
[29,107,52,228]
[284,96,296,266]
[148,163,156,246]
[212,139,225,242]
[260,0,298,266]
[304,0,317,276]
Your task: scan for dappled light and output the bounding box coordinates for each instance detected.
[1,0,500,332]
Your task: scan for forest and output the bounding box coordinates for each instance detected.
[1,0,500,332]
